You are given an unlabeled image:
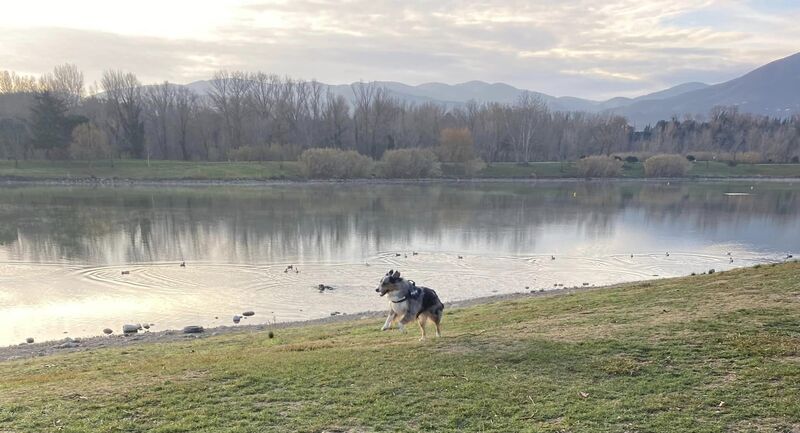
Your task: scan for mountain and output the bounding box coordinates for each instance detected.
[133,52,800,126]
[612,53,800,125]
[182,77,706,114]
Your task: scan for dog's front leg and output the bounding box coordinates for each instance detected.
[381,312,396,331]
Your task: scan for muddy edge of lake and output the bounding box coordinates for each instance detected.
[0,285,611,362]
[1,176,799,187]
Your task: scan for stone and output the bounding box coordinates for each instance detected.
[242,311,255,317]
[103,328,113,335]
[122,324,139,334]
[182,325,204,334]
[25,337,34,344]
[233,315,241,324]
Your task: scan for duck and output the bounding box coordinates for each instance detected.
[180,261,186,268]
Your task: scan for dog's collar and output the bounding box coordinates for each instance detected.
[391,296,407,303]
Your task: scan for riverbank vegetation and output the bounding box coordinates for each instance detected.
[1,262,798,432]
[2,65,800,168]
[1,158,799,181]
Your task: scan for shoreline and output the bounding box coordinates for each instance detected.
[0,284,603,362]
[1,175,799,187]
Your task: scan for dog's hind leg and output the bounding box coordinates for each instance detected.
[381,312,396,331]
[417,315,428,341]
[432,312,442,337]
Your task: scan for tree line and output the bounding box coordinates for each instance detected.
[1,65,799,164]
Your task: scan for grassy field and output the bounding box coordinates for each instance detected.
[1,263,798,432]
[0,160,304,181]
[1,159,799,181]
[474,161,800,179]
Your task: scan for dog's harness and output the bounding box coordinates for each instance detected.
[391,280,420,303]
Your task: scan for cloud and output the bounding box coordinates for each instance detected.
[0,0,798,99]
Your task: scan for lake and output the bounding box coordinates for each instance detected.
[1,180,798,346]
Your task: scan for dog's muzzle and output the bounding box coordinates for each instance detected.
[376,286,386,296]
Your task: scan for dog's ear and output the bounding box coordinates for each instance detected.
[387,269,393,276]
[392,270,401,279]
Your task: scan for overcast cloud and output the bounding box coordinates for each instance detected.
[1,0,798,99]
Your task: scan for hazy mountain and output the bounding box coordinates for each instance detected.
[612,52,800,125]
[182,77,705,114]
[122,52,800,126]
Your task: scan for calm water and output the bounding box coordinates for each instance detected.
[1,180,798,346]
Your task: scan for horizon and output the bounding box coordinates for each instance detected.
[2,1,799,99]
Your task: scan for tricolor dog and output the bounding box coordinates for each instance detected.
[375,270,444,340]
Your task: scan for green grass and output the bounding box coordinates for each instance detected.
[2,160,799,181]
[471,161,800,179]
[1,263,799,432]
[0,160,304,181]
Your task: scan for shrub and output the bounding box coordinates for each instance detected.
[686,155,696,162]
[737,152,763,164]
[379,148,441,178]
[576,156,623,178]
[70,123,111,165]
[792,156,799,164]
[644,154,691,177]
[437,128,476,163]
[688,151,715,161]
[298,148,373,179]
[625,156,639,163]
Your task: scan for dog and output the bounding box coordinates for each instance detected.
[375,269,444,340]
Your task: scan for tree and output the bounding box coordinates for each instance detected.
[29,91,87,158]
[437,127,476,162]
[39,64,84,107]
[70,122,111,167]
[101,70,145,158]
[0,117,30,164]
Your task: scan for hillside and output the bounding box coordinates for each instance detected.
[1,262,798,432]
[614,52,800,125]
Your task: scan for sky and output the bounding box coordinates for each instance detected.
[1,0,798,100]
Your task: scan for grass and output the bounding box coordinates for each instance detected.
[1,160,799,181]
[1,262,799,432]
[0,160,304,181]
[473,161,800,179]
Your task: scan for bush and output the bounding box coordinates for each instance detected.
[625,156,639,163]
[379,148,442,178]
[792,156,799,164]
[688,151,715,161]
[576,156,623,178]
[298,148,373,179]
[686,155,696,162]
[737,152,763,164]
[644,154,691,177]
[70,123,111,164]
[437,128,476,163]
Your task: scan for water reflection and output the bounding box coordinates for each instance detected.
[1,181,798,345]
[0,181,798,264]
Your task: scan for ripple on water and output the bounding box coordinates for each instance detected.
[0,251,786,346]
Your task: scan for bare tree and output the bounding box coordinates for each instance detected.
[174,86,198,160]
[208,70,253,153]
[101,70,144,158]
[40,64,84,107]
